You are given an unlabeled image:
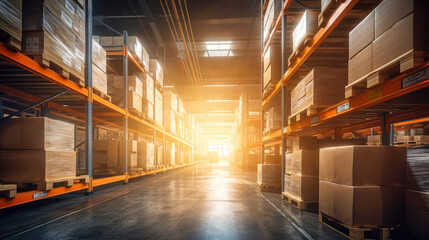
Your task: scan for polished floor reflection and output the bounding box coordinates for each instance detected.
[0,163,346,240]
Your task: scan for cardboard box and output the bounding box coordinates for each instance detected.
[265,106,281,131]
[149,59,163,87]
[0,150,76,182]
[119,140,138,169]
[406,190,429,239]
[113,76,143,96]
[93,140,120,169]
[0,0,22,50]
[290,67,347,116]
[284,175,319,201]
[320,146,407,186]
[319,180,335,217]
[142,100,154,121]
[263,63,281,90]
[373,12,429,71]
[317,138,367,148]
[348,43,372,85]
[285,153,293,174]
[292,10,318,52]
[374,0,429,38]
[127,91,142,113]
[165,91,178,113]
[92,63,107,95]
[155,88,163,126]
[333,183,405,227]
[410,127,429,136]
[263,0,282,41]
[92,39,106,73]
[137,140,155,169]
[263,45,281,72]
[0,117,74,150]
[293,136,318,151]
[164,109,176,134]
[349,11,374,59]
[257,164,281,185]
[265,154,281,164]
[291,150,319,176]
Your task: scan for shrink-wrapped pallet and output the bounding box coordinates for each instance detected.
[0,0,22,50]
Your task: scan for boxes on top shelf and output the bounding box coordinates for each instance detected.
[149,59,164,88]
[263,0,282,42]
[289,10,318,65]
[99,35,144,67]
[22,0,85,81]
[92,39,107,96]
[0,0,22,51]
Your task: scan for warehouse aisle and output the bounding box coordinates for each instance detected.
[0,163,346,240]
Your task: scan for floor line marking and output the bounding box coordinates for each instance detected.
[246,180,314,240]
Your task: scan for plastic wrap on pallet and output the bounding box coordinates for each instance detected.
[0,0,22,45]
[136,72,154,104]
[407,146,429,192]
[22,3,84,80]
[92,39,106,72]
[406,190,429,238]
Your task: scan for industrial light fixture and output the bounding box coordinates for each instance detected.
[205,41,232,57]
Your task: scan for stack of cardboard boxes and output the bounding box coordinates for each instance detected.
[164,91,177,134]
[284,136,319,204]
[137,139,154,171]
[119,140,138,170]
[319,145,406,227]
[263,0,282,42]
[406,146,429,239]
[99,36,145,68]
[347,0,429,98]
[111,75,143,115]
[264,106,281,135]
[92,39,108,96]
[0,118,77,184]
[0,0,22,51]
[93,139,120,171]
[263,46,281,97]
[22,0,85,81]
[139,73,155,121]
[396,127,429,144]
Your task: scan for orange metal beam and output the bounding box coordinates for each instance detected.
[262,129,282,142]
[0,183,88,210]
[0,43,88,97]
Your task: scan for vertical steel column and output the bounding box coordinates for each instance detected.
[163,133,166,166]
[280,1,287,192]
[154,129,157,167]
[85,0,93,194]
[260,0,264,166]
[0,99,3,118]
[380,112,390,145]
[390,124,395,146]
[371,128,375,136]
[123,31,129,182]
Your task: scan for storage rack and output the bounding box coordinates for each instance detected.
[260,0,429,191]
[230,117,261,170]
[0,1,206,209]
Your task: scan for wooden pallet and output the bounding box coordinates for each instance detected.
[318,0,346,27]
[0,184,17,198]
[16,175,90,191]
[91,87,111,102]
[263,80,277,98]
[281,192,318,212]
[319,212,395,240]
[288,104,323,124]
[345,50,427,99]
[288,36,314,67]
[258,183,281,193]
[395,141,429,147]
[129,168,143,174]
[0,30,21,51]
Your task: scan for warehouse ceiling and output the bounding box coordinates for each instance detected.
[93,0,261,142]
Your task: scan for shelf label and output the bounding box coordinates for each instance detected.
[311,116,319,124]
[33,191,48,199]
[337,102,350,114]
[368,88,383,101]
[402,68,429,88]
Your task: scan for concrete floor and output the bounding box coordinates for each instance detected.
[0,163,346,240]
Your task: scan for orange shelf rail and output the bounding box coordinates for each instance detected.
[262,129,282,142]
[0,163,196,210]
